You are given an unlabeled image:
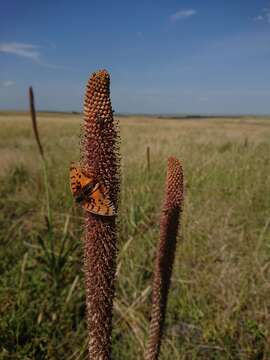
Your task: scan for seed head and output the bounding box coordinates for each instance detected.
[81,70,120,360]
[145,157,184,360]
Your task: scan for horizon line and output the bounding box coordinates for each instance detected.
[0,109,270,118]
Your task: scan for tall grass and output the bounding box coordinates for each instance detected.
[28,89,77,306]
[0,113,270,359]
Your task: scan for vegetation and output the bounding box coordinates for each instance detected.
[0,112,270,359]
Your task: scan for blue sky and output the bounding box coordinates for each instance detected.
[1,0,270,114]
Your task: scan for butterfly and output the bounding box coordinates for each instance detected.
[70,163,116,216]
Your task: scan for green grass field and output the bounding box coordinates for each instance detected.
[1,112,270,359]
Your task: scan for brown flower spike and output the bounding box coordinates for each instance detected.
[81,70,120,359]
[29,86,44,159]
[145,157,184,360]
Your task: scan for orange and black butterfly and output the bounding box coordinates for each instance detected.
[70,162,116,216]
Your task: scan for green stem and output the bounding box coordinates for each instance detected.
[42,158,51,225]
[41,158,55,264]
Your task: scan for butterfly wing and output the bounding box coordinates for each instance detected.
[70,162,116,216]
[70,162,93,197]
[82,183,116,216]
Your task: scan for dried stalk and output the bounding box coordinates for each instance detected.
[29,86,44,159]
[147,146,150,172]
[145,157,184,360]
[29,86,51,224]
[81,70,120,359]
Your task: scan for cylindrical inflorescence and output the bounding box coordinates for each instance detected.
[81,70,120,360]
[29,86,44,159]
[145,157,184,360]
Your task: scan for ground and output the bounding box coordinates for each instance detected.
[0,112,270,359]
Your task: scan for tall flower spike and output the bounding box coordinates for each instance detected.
[145,157,184,360]
[81,70,120,359]
[29,86,44,159]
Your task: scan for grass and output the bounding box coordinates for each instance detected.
[0,112,270,359]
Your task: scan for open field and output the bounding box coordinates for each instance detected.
[0,112,270,359]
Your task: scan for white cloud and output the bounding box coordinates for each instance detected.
[136,31,143,38]
[48,41,56,49]
[0,42,40,60]
[0,42,66,69]
[170,9,197,22]
[254,15,264,21]
[199,96,209,102]
[265,10,270,23]
[2,81,15,87]
[254,8,270,23]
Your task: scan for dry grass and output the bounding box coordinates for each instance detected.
[0,111,270,359]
